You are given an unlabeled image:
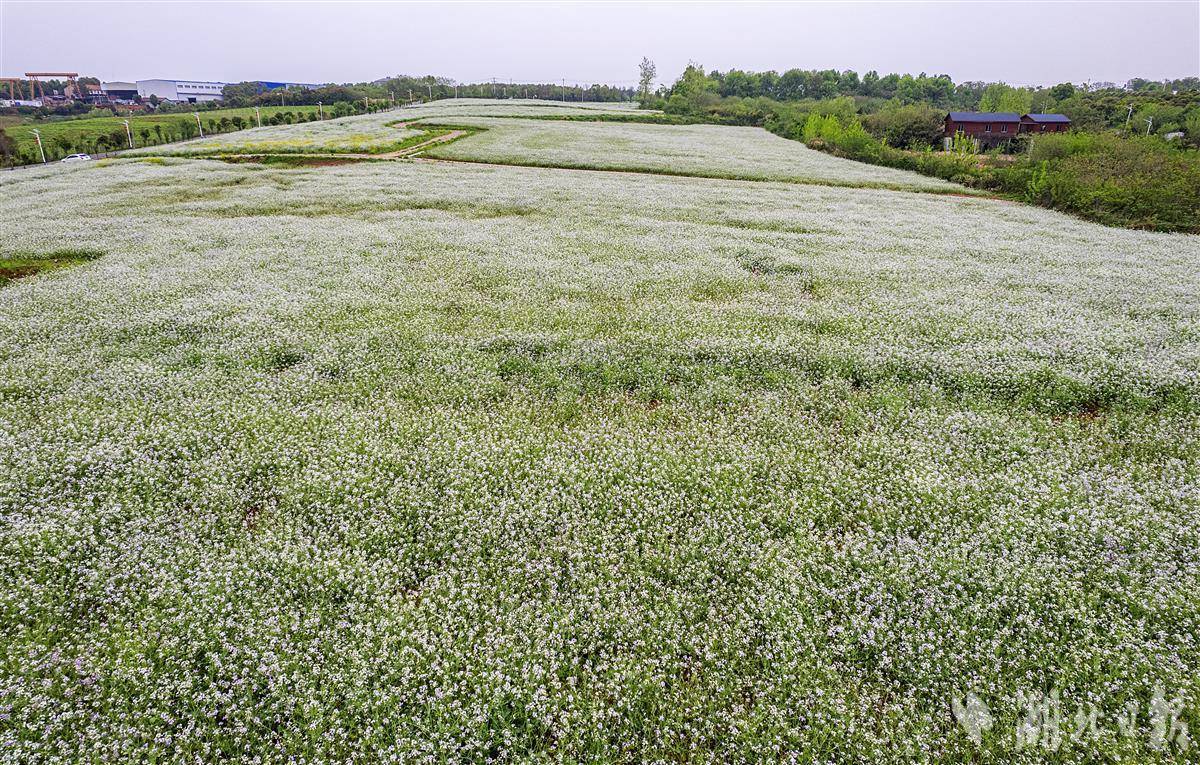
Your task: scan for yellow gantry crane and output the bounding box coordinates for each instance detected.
[24,72,80,100]
[0,77,30,100]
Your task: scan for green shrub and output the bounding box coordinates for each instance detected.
[863,102,943,149]
[1042,140,1200,230]
[1025,160,1050,203]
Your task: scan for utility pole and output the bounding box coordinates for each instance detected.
[455,83,459,99]
[255,106,261,127]
[31,128,45,163]
[121,119,133,148]
[408,89,413,105]
[280,90,284,106]
[427,82,432,99]
[194,112,204,138]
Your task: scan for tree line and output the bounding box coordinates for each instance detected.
[674,67,1197,108]
[650,64,1200,140]
[220,76,634,108]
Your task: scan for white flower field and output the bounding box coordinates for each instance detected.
[422,115,962,191]
[143,100,645,157]
[138,113,427,156]
[0,102,1198,763]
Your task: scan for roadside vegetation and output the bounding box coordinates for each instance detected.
[0,103,391,165]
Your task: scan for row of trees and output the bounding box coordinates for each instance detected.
[220,75,634,109]
[649,63,1200,141]
[0,99,393,165]
[663,66,1198,109]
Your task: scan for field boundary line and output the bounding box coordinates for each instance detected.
[410,152,996,198]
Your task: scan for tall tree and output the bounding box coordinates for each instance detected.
[638,57,657,102]
[978,83,1033,113]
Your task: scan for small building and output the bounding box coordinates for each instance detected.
[944,112,1022,148]
[945,112,1072,148]
[81,83,110,104]
[136,79,226,103]
[1020,113,1071,133]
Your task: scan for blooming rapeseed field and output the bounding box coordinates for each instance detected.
[0,103,1197,763]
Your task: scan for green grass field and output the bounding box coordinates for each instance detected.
[0,100,1197,763]
[4,105,322,162]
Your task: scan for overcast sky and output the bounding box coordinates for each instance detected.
[1,1,1197,88]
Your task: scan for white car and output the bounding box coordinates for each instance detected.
[60,153,92,163]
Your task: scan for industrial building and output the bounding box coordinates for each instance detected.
[127,79,320,103]
[135,79,227,103]
[101,81,139,101]
[3,75,328,107]
[256,81,322,91]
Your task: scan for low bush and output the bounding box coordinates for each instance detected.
[1035,134,1200,230]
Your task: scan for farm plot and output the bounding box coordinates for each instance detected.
[134,102,640,158]
[422,116,964,191]
[137,112,427,156]
[395,97,643,119]
[0,149,1198,764]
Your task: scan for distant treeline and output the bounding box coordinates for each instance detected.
[220,76,634,108]
[648,65,1200,137]
[674,67,1197,108]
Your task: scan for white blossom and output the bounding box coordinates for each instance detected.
[0,100,1197,764]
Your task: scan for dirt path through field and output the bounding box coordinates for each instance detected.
[375,125,467,158]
